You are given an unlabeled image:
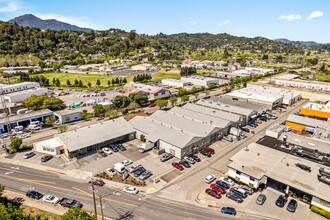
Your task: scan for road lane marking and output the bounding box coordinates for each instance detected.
[5,172,13,175]
[187,218,199,220]
[29,180,56,184]
[72,187,93,197]
[0,174,137,207]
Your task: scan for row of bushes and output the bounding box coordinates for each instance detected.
[311,205,330,219]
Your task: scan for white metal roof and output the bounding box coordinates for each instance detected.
[197,99,255,116]
[302,103,330,113]
[286,114,330,131]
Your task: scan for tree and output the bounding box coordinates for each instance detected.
[169,96,178,106]
[87,82,92,88]
[105,109,119,119]
[112,79,116,85]
[243,82,247,87]
[181,95,189,102]
[61,208,97,220]
[127,102,140,110]
[123,78,128,84]
[42,97,65,111]
[155,99,168,109]
[45,115,56,127]
[193,93,199,100]
[57,124,68,133]
[140,134,145,142]
[262,54,268,60]
[115,77,119,85]
[22,94,45,110]
[66,80,71,86]
[92,104,106,117]
[178,89,189,96]
[128,93,148,106]
[107,80,111,87]
[190,87,198,94]
[204,90,210,96]
[208,84,216,89]
[55,78,60,86]
[10,137,22,151]
[96,79,101,87]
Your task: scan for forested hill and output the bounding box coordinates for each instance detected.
[0,21,329,61]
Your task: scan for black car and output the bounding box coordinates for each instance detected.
[179,160,191,168]
[134,167,146,177]
[276,195,287,207]
[286,199,297,212]
[230,188,247,198]
[260,116,268,122]
[98,150,107,157]
[111,145,119,152]
[200,150,211,157]
[215,180,230,189]
[26,191,43,199]
[160,153,173,162]
[226,192,243,203]
[41,155,53,162]
[191,155,201,162]
[59,198,82,208]
[241,127,250,133]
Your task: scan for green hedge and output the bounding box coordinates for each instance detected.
[311,205,330,219]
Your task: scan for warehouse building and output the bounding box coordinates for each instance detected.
[56,117,135,158]
[300,103,330,119]
[3,88,48,103]
[123,82,171,100]
[0,82,40,94]
[33,138,63,156]
[217,70,252,79]
[209,96,267,116]
[196,99,257,125]
[54,109,82,124]
[227,142,330,212]
[181,76,219,87]
[0,109,53,133]
[161,79,191,88]
[285,114,330,133]
[273,79,330,92]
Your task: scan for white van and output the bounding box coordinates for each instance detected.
[112,163,125,174]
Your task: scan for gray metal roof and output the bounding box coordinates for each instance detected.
[182,103,241,123]
[56,117,135,152]
[209,96,265,112]
[197,99,255,116]
[149,110,219,137]
[286,114,330,131]
[129,116,201,149]
[0,109,53,125]
[169,106,232,129]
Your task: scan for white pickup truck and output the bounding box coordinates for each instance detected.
[28,121,43,130]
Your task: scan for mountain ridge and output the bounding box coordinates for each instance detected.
[274,38,320,46]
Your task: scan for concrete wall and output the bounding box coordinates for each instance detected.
[228,167,262,189]
[54,111,82,124]
[33,143,61,155]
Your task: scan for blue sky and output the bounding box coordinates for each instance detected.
[0,0,329,43]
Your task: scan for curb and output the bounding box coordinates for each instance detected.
[46,169,67,175]
[208,204,221,209]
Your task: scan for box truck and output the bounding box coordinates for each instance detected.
[139,142,154,153]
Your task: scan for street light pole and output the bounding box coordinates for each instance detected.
[92,183,97,217]
[99,195,104,220]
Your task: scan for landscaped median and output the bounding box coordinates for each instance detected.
[95,172,147,187]
[311,205,330,219]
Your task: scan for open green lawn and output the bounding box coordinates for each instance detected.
[150,71,180,81]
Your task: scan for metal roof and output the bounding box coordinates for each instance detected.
[286,114,330,131]
[228,143,330,202]
[0,109,53,125]
[209,96,266,112]
[197,99,255,116]
[56,117,135,152]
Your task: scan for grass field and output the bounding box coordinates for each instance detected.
[30,71,181,88]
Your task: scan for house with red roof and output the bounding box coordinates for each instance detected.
[123,82,171,100]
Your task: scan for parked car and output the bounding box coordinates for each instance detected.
[202,147,214,154]
[118,144,126,151]
[19,134,30,139]
[123,186,139,194]
[106,168,117,177]
[248,123,257,128]
[239,185,254,195]
[205,188,221,199]
[122,160,133,166]
[215,180,230,189]
[98,150,107,157]
[200,150,211,157]
[102,147,112,155]
[260,116,268,122]
[148,103,156,107]
[134,167,146,177]
[286,199,297,212]
[160,153,173,162]
[128,164,142,173]
[219,177,235,186]
[26,191,43,199]
[223,136,233,142]
[179,160,191,168]
[230,188,247,198]
[59,198,82,208]
[41,155,53,162]
[172,162,184,171]
[226,192,243,203]
[256,194,267,205]
[24,152,35,159]
[241,127,250,133]
[111,145,119,152]
[191,155,201,162]
[88,179,105,186]
[43,195,59,204]
[210,184,226,194]
[276,195,287,208]
[139,170,152,180]
[204,174,216,184]
[281,104,287,109]
[184,156,195,164]
[221,207,236,216]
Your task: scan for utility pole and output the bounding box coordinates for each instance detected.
[92,183,97,217]
[99,195,104,220]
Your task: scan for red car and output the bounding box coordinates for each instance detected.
[172,162,184,171]
[210,183,226,194]
[148,103,156,107]
[205,188,221,199]
[88,179,105,186]
[203,147,215,154]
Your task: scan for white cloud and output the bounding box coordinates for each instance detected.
[180,23,186,26]
[279,14,301,21]
[191,21,198,25]
[188,17,193,20]
[0,0,19,12]
[34,13,104,30]
[306,11,323,20]
[216,20,231,27]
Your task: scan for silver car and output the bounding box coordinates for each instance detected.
[256,194,267,205]
[239,185,254,195]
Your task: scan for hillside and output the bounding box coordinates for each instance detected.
[274,38,320,46]
[8,14,91,32]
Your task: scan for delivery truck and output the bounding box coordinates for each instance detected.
[139,142,154,153]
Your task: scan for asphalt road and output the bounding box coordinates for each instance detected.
[0,161,247,220]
